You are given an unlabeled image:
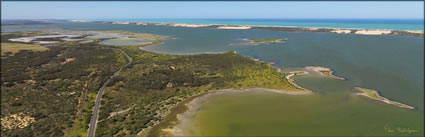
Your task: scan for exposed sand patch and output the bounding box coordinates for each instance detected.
[107,105,136,119]
[79,40,94,44]
[305,66,345,80]
[61,58,75,65]
[217,26,251,29]
[1,113,36,130]
[355,30,392,35]
[331,29,352,34]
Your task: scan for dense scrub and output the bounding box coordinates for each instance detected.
[1,33,126,137]
[95,45,299,137]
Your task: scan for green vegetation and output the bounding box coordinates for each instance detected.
[1,31,300,137]
[355,87,385,101]
[247,38,287,43]
[230,66,300,90]
[1,43,48,56]
[1,32,125,137]
[95,43,300,136]
[321,71,332,77]
[64,92,96,137]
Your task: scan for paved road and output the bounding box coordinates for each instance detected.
[87,49,132,137]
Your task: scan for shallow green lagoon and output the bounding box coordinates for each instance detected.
[186,86,423,136]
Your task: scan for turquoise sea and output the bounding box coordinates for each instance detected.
[92,18,424,31]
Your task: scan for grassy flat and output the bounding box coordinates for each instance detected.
[1,42,48,55]
[355,87,386,101]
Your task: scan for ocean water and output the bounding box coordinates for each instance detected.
[2,21,423,136]
[93,18,425,31]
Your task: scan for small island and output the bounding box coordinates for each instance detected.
[354,87,415,110]
[305,66,345,80]
[245,38,288,44]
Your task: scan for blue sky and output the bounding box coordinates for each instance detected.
[1,2,424,19]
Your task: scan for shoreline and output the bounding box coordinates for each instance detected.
[285,71,311,91]
[69,20,424,37]
[156,88,313,136]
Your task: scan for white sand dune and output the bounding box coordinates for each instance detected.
[217,26,251,29]
[331,29,352,34]
[355,30,392,35]
[170,24,210,28]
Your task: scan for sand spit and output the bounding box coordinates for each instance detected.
[170,24,210,28]
[217,26,251,29]
[354,30,392,35]
[305,66,345,80]
[286,71,312,91]
[354,87,415,110]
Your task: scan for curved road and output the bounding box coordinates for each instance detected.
[87,49,133,137]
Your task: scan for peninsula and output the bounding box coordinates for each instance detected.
[1,30,310,137]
